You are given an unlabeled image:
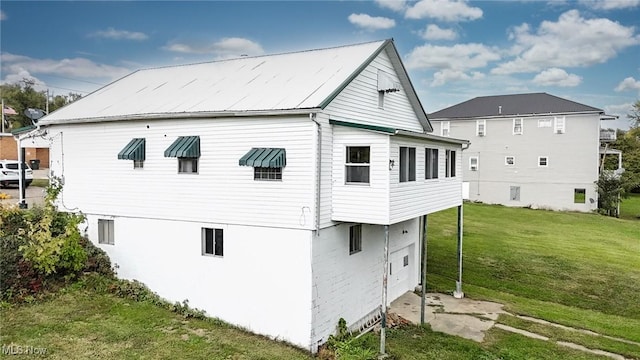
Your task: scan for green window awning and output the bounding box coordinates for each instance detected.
[118,138,145,161]
[164,136,200,158]
[239,148,286,168]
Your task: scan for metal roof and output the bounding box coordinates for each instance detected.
[429,93,603,120]
[118,138,145,161]
[40,40,413,124]
[164,136,200,158]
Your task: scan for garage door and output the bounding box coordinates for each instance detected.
[389,246,412,302]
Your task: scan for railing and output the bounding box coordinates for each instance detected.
[600,129,616,142]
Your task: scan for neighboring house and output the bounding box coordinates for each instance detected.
[27,40,468,352]
[428,93,619,212]
[0,132,49,169]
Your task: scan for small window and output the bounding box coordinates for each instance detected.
[441,121,450,137]
[378,92,384,109]
[513,118,523,135]
[202,228,223,257]
[554,116,565,134]
[476,120,486,136]
[98,219,114,245]
[538,119,552,128]
[538,156,548,167]
[399,147,416,182]
[254,167,282,181]
[505,156,515,166]
[425,148,439,180]
[574,188,586,203]
[403,255,409,267]
[133,160,144,169]
[346,146,370,184]
[469,156,478,171]
[349,225,362,255]
[179,158,198,173]
[510,186,520,201]
[445,150,456,177]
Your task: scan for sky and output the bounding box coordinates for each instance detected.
[1,1,639,130]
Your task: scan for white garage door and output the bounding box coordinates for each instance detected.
[389,246,412,302]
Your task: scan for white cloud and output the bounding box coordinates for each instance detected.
[614,77,640,92]
[89,27,148,41]
[0,10,6,21]
[421,24,458,40]
[532,68,582,87]
[580,0,640,10]
[348,13,396,30]
[431,69,484,86]
[492,10,640,75]
[603,102,634,130]
[405,0,483,22]
[163,37,264,59]
[375,0,407,12]
[1,69,48,92]
[406,43,500,71]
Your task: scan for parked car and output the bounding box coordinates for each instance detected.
[0,160,33,188]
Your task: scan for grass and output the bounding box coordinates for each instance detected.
[30,178,49,188]
[621,193,640,220]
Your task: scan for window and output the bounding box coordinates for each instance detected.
[538,156,548,167]
[513,118,523,135]
[403,255,409,267]
[179,158,198,173]
[441,121,450,137]
[98,219,114,245]
[118,138,145,168]
[349,225,362,255]
[133,160,144,169]
[574,188,586,203]
[378,91,385,109]
[538,119,552,128]
[469,156,478,171]
[510,186,520,201]
[554,116,565,134]
[346,146,370,184]
[445,150,456,177]
[254,167,282,180]
[202,228,223,257]
[425,148,439,180]
[399,147,416,182]
[476,120,486,136]
[505,156,515,166]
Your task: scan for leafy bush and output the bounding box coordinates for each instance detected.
[323,318,377,360]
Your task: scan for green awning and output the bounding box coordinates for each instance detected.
[118,138,145,161]
[239,148,286,168]
[164,136,200,158]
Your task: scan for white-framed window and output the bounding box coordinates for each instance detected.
[469,156,478,171]
[441,121,450,137]
[505,156,515,166]
[133,160,144,169]
[399,147,416,182]
[538,119,552,128]
[538,156,549,167]
[513,118,523,135]
[98,219,114,245]
[554,116,566,134]
[202,227,223,257]
[510,186,520,201]
[476,120,486,136]
[378,92,385,109]
[345,146,370,184]
[425,148,438,180]
[254,167,282,181]
[178,158,198,173]
[574,188,586,204]
[445,150,456,177]
[349,224,362,255]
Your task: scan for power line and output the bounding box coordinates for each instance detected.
[46,84,90,94]
[44,74,105,86]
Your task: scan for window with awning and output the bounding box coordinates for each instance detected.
[164,136,200,158]
[239,148,286,181]
[118,138,145,169]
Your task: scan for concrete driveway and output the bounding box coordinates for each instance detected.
[0,185,46,208]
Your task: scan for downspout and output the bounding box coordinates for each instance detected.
[310,113,321,233]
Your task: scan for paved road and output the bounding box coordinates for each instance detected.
[0,185,46,208]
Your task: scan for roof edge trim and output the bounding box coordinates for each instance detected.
[329,119,396,134]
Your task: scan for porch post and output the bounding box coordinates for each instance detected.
[454,205,464,299]
[380,224,390,356]
[420,214,427,325]
[18,145,27,209]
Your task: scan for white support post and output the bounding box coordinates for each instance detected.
[379,224,390,356]
[454,205,464,299]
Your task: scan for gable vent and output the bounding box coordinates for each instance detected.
[377,70,400,93]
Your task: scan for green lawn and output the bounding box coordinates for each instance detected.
[621,193,640,220]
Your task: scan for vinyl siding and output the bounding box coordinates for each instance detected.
[324,50,424,132]
[48,116,317,229]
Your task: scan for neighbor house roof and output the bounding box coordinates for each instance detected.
[428,93,603,120]
[40,39,431,132]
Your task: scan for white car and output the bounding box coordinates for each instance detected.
[0,160,34,188]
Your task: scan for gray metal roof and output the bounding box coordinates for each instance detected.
[429,93,603,120]
[40,39,430,132]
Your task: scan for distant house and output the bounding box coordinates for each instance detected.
[429,93,620,212]
[27,40,468,351]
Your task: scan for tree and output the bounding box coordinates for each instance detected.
[629,99,640,128]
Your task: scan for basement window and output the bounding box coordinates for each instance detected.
[202,228,224,257]
[98,219,114,245]
[349,225,362,255]
[510,186,520,201]
[574,189,586,203]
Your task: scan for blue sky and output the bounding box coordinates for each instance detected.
[1,1,639,129]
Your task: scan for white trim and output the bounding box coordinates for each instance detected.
[513,118,523,135]
[538,119,552,128]
[469,156,478,171]
[554,116,566,134]
[441,121,450,137]
[476,120,486,136]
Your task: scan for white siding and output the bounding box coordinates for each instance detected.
[331,126,390,224]
[311,219,419,348]
[316,113,335,229]
[325,50,424,132]
[389,137,463,223]
[85,214,313,348]
[48,116,317,229]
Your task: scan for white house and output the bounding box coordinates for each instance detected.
[428,93,620,212]
[30,39,468,352]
